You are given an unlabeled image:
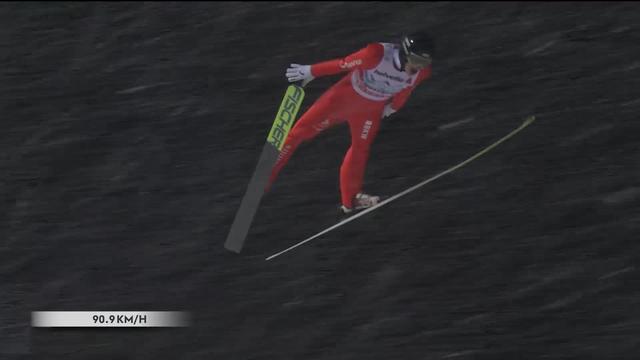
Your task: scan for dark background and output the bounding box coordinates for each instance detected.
[2,2,640,359]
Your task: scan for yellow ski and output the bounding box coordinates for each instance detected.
[224,85,305,253]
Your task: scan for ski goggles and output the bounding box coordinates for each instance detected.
[406,52,432,67]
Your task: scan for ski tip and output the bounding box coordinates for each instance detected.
[524,115,536,125]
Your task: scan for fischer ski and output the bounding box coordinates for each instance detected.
[224,85,305,253]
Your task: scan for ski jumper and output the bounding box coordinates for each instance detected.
[269,42,432,208]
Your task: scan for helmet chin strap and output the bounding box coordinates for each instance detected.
[398,49,408,71]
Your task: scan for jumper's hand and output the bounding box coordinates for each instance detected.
[286,64,314,86]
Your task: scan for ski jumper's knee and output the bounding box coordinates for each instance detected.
[287,122,317,143]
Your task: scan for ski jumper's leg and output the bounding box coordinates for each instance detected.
[267,87,341,190]
[339,107,384,208]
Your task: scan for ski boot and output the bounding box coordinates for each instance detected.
[338,192,381,218]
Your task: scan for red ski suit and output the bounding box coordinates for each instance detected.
[269,42,431,208]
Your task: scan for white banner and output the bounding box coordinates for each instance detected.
[31,311,190,328]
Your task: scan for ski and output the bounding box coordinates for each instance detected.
[224,85,305,253]
[265,115,537,261]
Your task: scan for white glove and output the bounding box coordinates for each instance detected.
[286,64,314,86]
[382,104,397,118]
